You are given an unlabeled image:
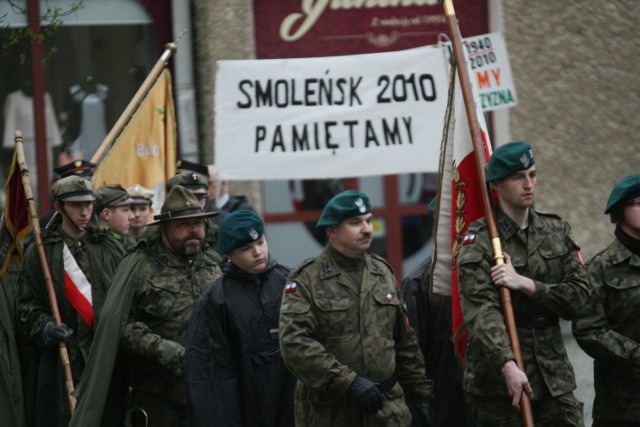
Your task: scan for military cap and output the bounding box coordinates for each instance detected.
[166,171,208,194]
[54,159,96,178]
[316,190,372,228]
[52,175,95,202]
[604,174,640,214]
[486,141,535,182]
[176,159,209,177]
[95,184,133,212]
[149,185,218,225]
[127,184,154,205]
[216,210,265,254]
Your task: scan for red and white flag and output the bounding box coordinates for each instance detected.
[431,67,492,361]
[63,243,93,328]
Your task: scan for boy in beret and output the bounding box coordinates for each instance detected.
[457,141,590,426]
[279,190,435,426]
[185,210,295,426]
[573,174,640,426]
[17,176,124,427]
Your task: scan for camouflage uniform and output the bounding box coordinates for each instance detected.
[18,214,124,427]
[279,245,434,427]
[458,209,590,427]
[573,235,640,425]
[119,236,222,426]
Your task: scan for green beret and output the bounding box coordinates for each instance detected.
[605,174,640,214]
[149,186,218,225]
[486,141,535,182]
[216,210,264,254]
[316,190,371,228]
[166,171,208,194]
[95,184,133,212]
[52,176,95,202]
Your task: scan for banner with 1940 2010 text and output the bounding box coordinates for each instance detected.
[214,45,449,181]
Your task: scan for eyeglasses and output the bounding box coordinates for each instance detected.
[627,199,640,207]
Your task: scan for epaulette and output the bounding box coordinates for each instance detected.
[289,257,315,277]
[369,252,394,275]
[533,208,562,220]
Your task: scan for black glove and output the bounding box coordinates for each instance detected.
[346,375,384,416]
[42,319,74,347]
[408,396,435,427]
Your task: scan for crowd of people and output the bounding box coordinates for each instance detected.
[0,142,638,427]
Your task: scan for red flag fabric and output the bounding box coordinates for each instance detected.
[432,69,492,361]
[0,151,31,277]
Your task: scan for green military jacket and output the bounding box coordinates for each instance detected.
[17,215,124,427]
[573,236,640,422]
[457,209,590,400]
[279,246,433,426]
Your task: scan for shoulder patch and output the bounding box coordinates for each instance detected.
[284,282,297,293]
[463,234,476,244]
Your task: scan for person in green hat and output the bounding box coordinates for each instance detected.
[185,210,295,426]
[457,141,590,426]
[69,185,223,427]
[279,189,435,426]
[95,184,136,251]
[126,184,155,240]
[17,175,124,427]
[573,173,640,427]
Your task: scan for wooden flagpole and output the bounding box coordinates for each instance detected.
[442,1,534,425]
[90,43,177,165]
[14,130,77,413]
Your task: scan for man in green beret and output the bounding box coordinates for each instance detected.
[95,184,136,251]
[279,189,435,426]
[70,185,223,427]
[18,175,124,427]
[457,141,590,426]
[573,173,640,426]
[186,210,295,426]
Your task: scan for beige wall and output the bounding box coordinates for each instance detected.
[504,1,640,260]
[192,1,640,258]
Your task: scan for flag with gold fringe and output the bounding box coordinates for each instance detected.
[0,151,32,277]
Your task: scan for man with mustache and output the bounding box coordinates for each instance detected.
[457,141,590,426]
[279,190,435,426]
[18,175,124,427]
[186,210,295,426]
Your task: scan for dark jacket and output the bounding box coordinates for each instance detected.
[186,257,295,427]
[401,257,474,427]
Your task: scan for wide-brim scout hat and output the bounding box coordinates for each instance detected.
[149,185,218,225]
[52,175,95,202]
[604,174,640,214]
[166,171,208,194]
[486,141,535,182]
[316,190,372,228]
[127,184,154,205]
[54,159,96,178]
[217,210,264,254]
[95,184,134,212]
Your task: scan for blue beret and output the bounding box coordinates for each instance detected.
[216,210,265,254]
[486,141,535,182]
[316,190,372,228]
[605,174,640,214]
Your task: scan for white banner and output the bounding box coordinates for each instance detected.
[215,45,450,180]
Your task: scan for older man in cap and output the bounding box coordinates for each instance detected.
[127,184,155,240]
[69,185,223,427]
[186,210,295,426]
[18,175,124,427]
[279,190,435,426]
[573,174,640,427]
[457,141,590,426]
[95,184,135,251]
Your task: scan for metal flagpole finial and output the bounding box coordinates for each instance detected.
[174,28,188,46]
